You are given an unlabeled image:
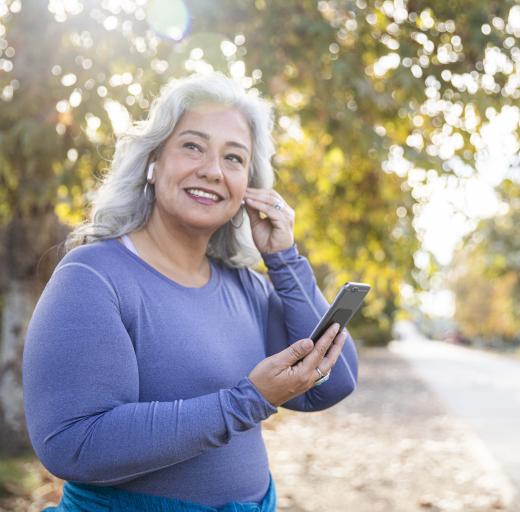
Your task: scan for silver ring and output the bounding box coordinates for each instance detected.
[273,199,283,211]
[313,368,330,387]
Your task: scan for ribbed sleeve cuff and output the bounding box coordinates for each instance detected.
[261,244,299,270]
[218,377,278,442]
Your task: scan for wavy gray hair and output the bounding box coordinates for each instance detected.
[64,72,275,267]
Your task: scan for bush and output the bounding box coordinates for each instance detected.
[349,322,392,347]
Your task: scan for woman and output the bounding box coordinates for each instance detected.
[23,72,358,512]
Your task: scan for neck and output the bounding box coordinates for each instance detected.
[141,206,213,275]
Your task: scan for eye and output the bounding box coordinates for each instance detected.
[226,153,244,164]
[183,142,202,152]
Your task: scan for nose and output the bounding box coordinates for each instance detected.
[197,152,223,182]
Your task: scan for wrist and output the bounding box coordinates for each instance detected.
[261,243,299,268]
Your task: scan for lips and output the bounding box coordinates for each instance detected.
[184,187,224,202]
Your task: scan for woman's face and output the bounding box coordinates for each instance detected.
[152,103,252,234]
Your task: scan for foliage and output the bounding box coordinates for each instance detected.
[1,0,519,338]
[451,257,519,341]
[449,178,520,342]
[478,178,520,292]
[0,452,40,498]
[196,0,519,334]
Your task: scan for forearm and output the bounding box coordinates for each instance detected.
[262,246,359,411]
[262,244,329,342]
[32,377,276,485]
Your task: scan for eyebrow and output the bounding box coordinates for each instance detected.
[178,129,250,153]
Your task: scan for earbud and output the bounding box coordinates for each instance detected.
[147,162,155,181]
[240,199,245,206]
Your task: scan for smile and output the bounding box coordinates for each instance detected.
[184,188,223,203]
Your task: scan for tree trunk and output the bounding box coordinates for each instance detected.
[0,279,39,454]
[0,210,71,455]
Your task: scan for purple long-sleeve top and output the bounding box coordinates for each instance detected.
[22,238,358,507]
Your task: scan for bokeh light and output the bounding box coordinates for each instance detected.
[145,0,191,42]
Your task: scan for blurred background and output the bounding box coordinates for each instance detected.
[0,0,519,510]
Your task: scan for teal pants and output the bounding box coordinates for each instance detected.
[43,473,276,512]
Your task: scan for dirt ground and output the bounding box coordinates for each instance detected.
[1,348,519,511]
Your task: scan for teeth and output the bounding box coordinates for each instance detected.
[186,188,220,201]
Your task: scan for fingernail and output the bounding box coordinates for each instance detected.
[302,339,313,350]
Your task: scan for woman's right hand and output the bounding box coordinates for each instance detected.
[248,322,347,407]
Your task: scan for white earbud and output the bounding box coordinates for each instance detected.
[147,162,155,181]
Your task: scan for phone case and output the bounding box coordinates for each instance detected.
[309,282,371,342]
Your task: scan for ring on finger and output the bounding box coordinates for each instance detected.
[273,199,284,211]
[313,367,331,386]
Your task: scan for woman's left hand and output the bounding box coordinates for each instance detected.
[244,187,295,254]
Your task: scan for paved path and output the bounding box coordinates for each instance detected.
[390,327,520,502]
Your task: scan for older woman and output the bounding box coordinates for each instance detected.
[23,72,358,512]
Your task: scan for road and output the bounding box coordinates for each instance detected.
[390,323,520,503]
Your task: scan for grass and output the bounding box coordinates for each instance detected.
[0,453,41,498]
[0,453,64,511]
[472,342,520,363]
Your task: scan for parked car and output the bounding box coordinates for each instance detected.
[443,330,472,346]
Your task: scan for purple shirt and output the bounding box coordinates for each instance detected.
[23,239,358,507]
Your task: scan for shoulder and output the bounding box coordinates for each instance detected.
[31,240,126,316]
[58,239,120,268]
[52,239,125,296]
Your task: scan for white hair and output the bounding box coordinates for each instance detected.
[64,72,276,267]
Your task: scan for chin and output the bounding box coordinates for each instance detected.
[183,216,228,234]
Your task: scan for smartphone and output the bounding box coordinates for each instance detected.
[309,282,371,342]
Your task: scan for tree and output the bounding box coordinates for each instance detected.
[450,177,520,342]
[480,177,520,299]
[450,253,519,342]
[195,0,519,341]
[0,0,193,453]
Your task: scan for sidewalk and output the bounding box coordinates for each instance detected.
[263,348,519,512]
[390,338,520,496]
